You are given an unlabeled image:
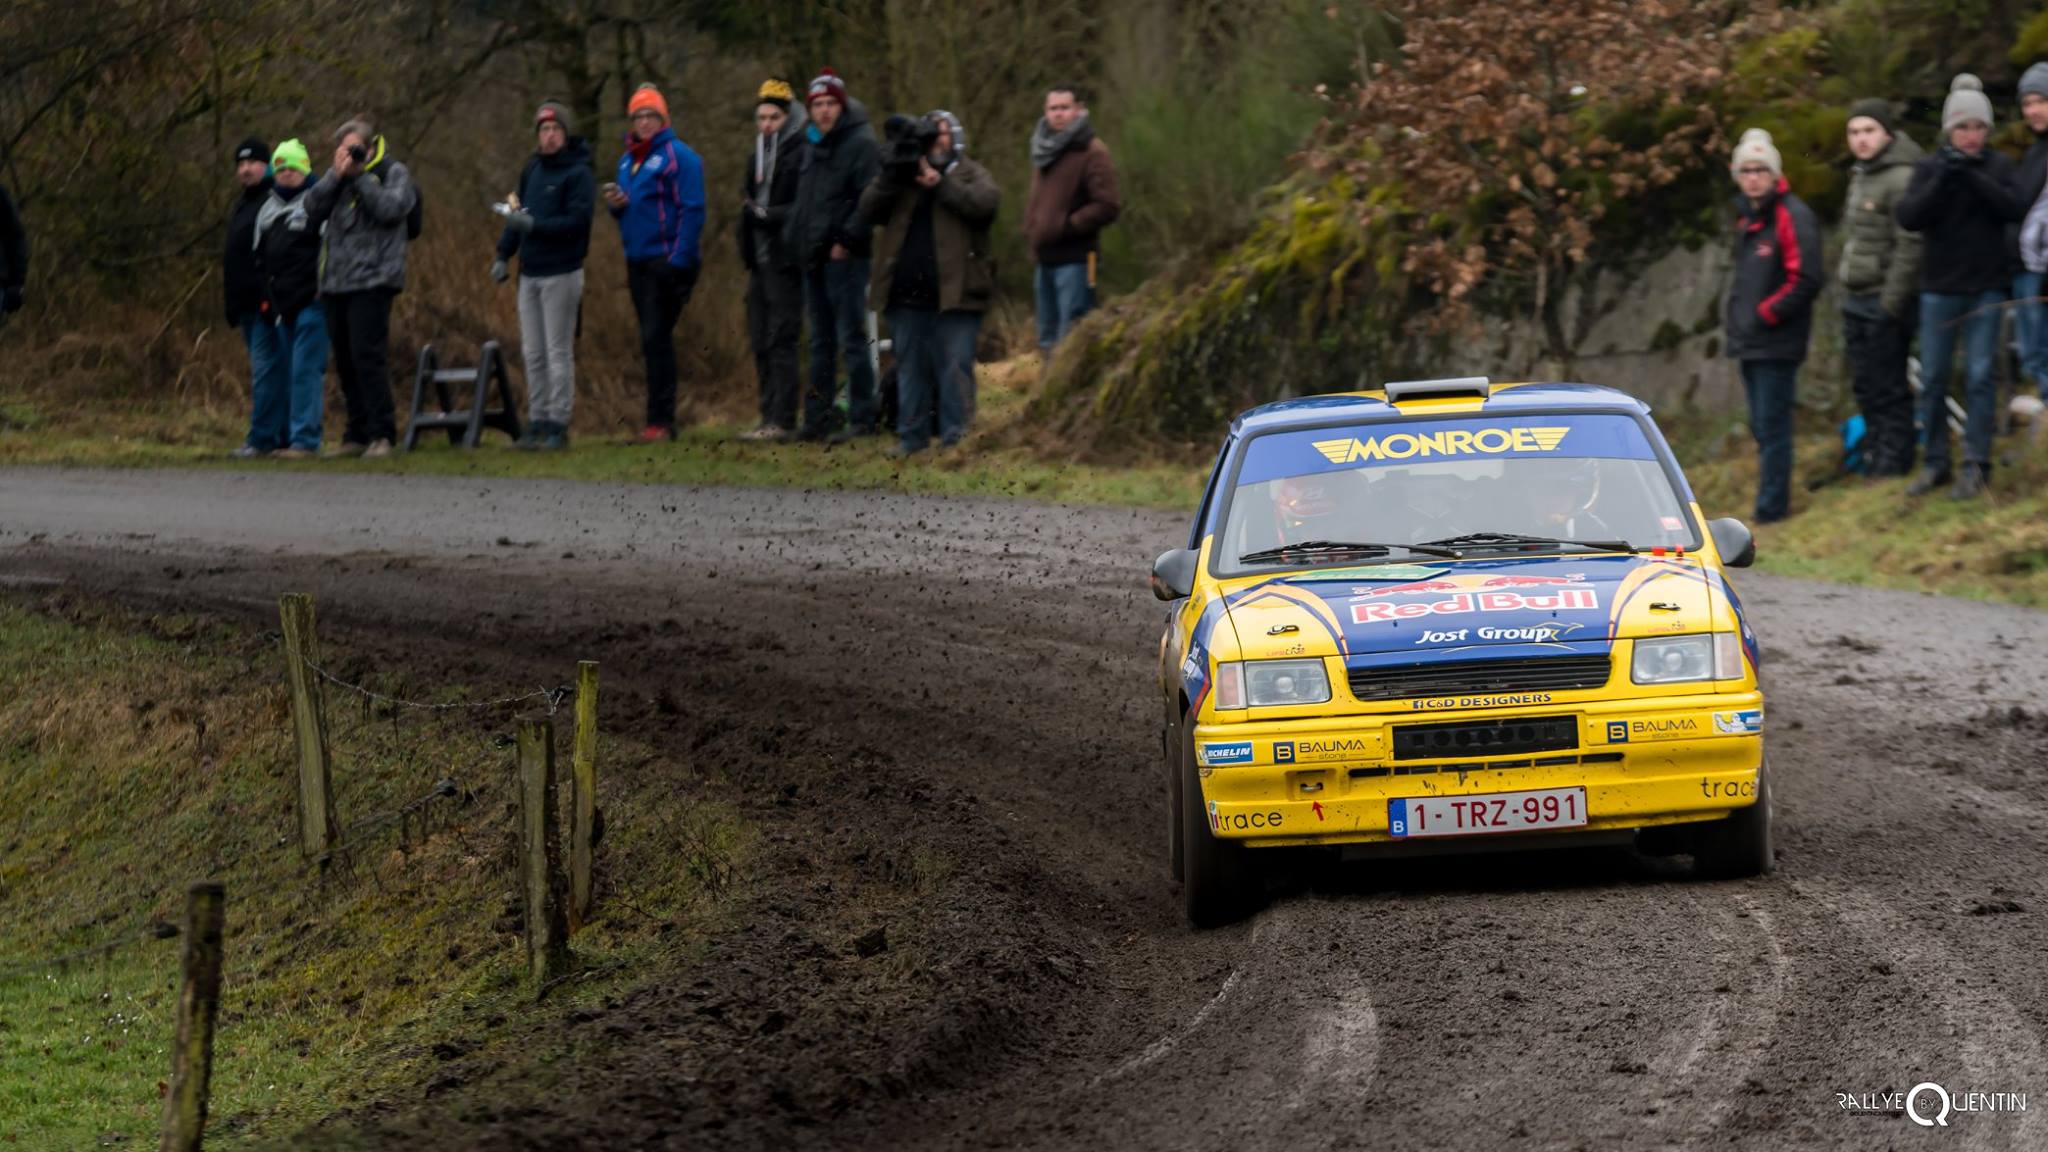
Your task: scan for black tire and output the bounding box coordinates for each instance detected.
[1166,724,1185,883]
[1180,723,1263,927]
[1693,761,1775,879]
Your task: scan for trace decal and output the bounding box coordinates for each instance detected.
[1410,693,1555,712]
[1312,426,1569,464]
[1274,736,1374,765]
[1198,741,1256,766]
[1213,809,1286,832]
[1714,708,1764,735]
[1352,588,1600,624]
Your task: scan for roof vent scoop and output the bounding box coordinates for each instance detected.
[1383,376,1491,402]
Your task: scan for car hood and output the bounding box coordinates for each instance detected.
[1219,554,1726,661]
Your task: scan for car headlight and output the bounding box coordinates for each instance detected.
[1632,634,1740,685]
[1213,659,1332,709]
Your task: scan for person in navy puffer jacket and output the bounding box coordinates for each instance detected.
[602,83,706,442]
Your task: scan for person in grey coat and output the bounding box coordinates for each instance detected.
[305,116,418,457]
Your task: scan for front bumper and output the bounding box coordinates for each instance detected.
[1193,692,1764,847]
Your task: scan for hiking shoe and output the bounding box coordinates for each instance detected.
[884,441,924,460]
[1950,464,1987,501]
[1904,466,1950,497]
[632,424,676,444]
[827,424,880,445]
[738,424,789,442]
[363,439,394,459]
[271,447,314,461]
[514,423,549,451]
[229,444,268,460]
[324,441,368,459]
[542,424,570,450]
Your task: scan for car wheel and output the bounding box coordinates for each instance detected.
[1180,722,1263,927]
[1166,724,1185,883]
[1692,761,1774,880]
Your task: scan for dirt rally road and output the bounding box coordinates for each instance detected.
[5,467,2048,1151]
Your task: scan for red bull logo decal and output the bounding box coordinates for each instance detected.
[1351,589,1600,623]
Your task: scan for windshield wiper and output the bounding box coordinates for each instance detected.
[1238,539,1465,565]
[1415,531,1637,554]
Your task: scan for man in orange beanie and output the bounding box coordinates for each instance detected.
[602,83,705,441]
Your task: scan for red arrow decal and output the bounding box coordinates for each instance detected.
[1312,800,1326,821]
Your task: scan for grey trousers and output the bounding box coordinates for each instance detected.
[517,269,584,426]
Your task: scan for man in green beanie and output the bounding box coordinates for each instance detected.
[251,139,330,459]
[1838,98,1922,476]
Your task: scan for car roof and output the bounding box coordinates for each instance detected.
[1230,383,1652,436]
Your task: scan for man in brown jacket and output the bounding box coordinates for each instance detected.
[864,111,1001,456]
[1024,85,1119,352]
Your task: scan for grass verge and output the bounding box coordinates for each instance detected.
[0,593,744,1149]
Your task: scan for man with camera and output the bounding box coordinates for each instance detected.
[785,68,882,442]
[493,100,595,451]
[862,110,999,457]
[1024,85,1120,354]
[305,116,419,459]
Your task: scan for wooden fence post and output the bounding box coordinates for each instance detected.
[518,717,571,988]
[159,882,225,1152]
[570,661,598,932]
[278,594,336,860]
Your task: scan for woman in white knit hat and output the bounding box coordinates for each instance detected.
[1895,74,2029,500]
[1723,126,1823,524]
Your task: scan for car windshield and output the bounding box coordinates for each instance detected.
[1217,412,1698,571]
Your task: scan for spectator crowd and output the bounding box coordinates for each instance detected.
[1726,59,2048,517]
[0,76,1125,461]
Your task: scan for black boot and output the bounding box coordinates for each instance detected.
[1949,463,1986,500]
[1905,465,1951,497]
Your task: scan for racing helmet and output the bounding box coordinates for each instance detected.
[1273,472,1343,537]
[1536,458,1602,526]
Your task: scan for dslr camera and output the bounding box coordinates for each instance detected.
[881,114,941,176]
[346,143,369,164]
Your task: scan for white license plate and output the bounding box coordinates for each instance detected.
[1388,787,1588,839]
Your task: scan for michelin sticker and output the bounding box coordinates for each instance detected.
[1198,741,1256,766]
[1714,709,1764,735]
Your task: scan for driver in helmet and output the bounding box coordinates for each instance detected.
[1272,472,1347,545]
[1530,458,1615,539]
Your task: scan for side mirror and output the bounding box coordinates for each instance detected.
[1707,517,1755,568]
[1150,548,1198,601]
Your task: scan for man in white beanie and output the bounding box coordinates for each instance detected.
[1896,74,2029,500]
[2010,61,2048,403]
[1723,127,1823,524]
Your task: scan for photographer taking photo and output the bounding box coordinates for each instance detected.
[861,109,999,458]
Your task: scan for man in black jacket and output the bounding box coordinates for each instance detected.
[1897,74,2030,500]
[225,136,283,458]
[740,80,806,441]
[492,101,595,450]
[784,68,881,441]
[251,140,331,459]
[1723,128,1824,524]
[0,182,23,322]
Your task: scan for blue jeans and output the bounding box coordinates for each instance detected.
[277,303,329,451]
[241,317,289,451]
[1740,359,1797,523]
[888,308,981,452]
[801,258,878,433]
[2014,272,2048,397]
[1034,261,1094,351]
[1918,290,2003,471]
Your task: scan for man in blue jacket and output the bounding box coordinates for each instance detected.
[1723,128,1824,524]
[494,101,595,450]
[603,83,705,443]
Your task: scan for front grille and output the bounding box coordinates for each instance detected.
[1392,716,1578,761]
[1347,654,1612,701]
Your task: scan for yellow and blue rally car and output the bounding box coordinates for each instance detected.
[1151,377,1769,926]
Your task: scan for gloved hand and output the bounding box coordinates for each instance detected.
[489,259,509,285]
[1,287,20,314]
[505,211,535,233]
[1938,146,1975,172]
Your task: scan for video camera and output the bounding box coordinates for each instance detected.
[881,114,942,176]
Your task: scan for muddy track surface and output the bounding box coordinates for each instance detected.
[4,467,2047,1151]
